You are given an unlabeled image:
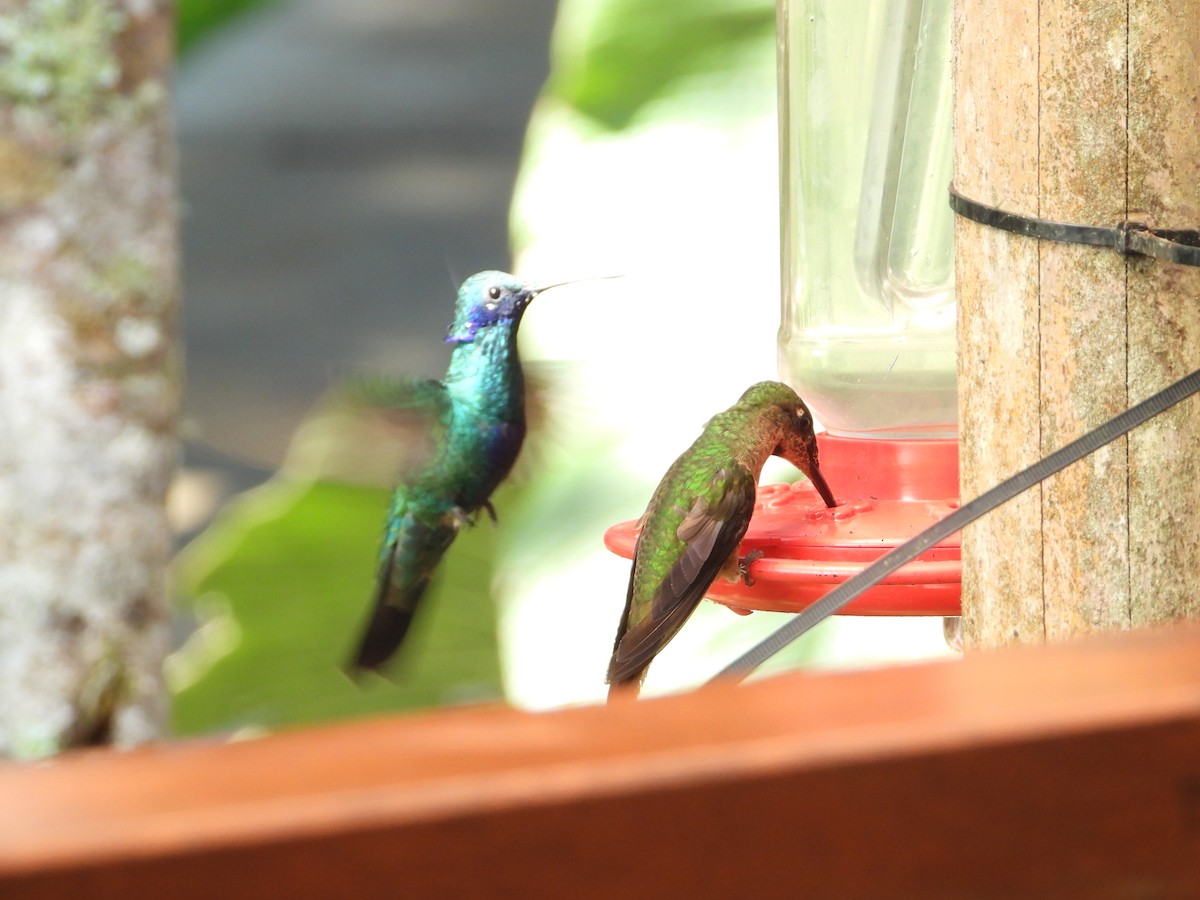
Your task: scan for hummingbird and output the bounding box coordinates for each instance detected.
[606,381,837,699]
[349,270,560,673]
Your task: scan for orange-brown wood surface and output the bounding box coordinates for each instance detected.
[3,625,1200,898]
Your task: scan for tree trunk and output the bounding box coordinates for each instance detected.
[0,0,178,758]
[955,0,1200,648]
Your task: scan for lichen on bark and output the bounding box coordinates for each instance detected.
[0,0,178,759]
[0,0,125,134]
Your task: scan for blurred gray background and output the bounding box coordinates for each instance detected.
[177,0,558,495]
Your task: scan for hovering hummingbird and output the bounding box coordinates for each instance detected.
[349,270,562,673]
[606,381,837,699]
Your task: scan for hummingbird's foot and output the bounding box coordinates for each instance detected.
[446,502,498,529]
[738,549,765,586]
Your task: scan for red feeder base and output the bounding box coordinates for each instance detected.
[603,433,962,616]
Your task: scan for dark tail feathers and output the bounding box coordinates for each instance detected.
[348,600,418,674]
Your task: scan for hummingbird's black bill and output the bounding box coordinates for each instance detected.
[807,455,837,508]
[528,273,624,295]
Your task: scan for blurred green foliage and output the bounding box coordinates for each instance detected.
[546,0,773,128]
[171,478,505,736]
[178,0,282,54]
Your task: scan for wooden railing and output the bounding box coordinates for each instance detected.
[3,623,1200,898]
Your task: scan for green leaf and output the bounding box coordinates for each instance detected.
[178,0,284,55]
[169,478,505,736]
[547,0,775,128]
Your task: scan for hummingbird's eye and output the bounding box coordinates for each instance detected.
[488,286,502,300]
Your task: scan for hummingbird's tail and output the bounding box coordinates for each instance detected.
[348,519,457,674]
[350,597,421,674]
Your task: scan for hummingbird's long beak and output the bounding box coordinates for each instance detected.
[806,449,837,508]
[527,274,624,297]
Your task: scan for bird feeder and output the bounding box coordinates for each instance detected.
[606,0,961,617]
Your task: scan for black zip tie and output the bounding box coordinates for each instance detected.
[949,184,1200,267]
[711,366,1200,685]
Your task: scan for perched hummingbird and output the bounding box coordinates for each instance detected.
[606,381,837,699]
[350,271,559,673]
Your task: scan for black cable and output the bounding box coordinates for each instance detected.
[950,185,1200,267]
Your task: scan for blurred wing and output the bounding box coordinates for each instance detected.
[607,464,756,684]
[508,359,589,485]
[343,373,448,422]
[283,376,450,487]
[523,360,576,435]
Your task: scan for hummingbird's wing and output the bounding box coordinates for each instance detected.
[342,374,450,448]
[499,359,589,487]
[346,373,446,409]
[607,463,757,686]
[287,376,450,488]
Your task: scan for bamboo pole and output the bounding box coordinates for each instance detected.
[955,0,1200,648]
[1125,1,1200,625]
